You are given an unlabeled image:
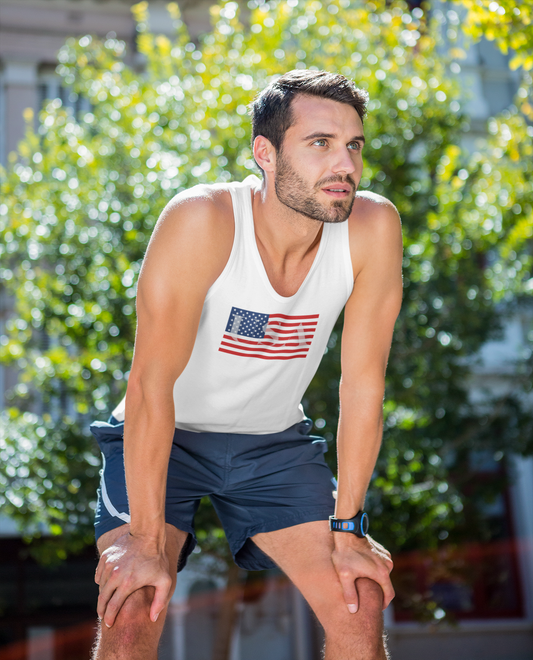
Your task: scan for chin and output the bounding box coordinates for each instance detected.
[327,202,352,223]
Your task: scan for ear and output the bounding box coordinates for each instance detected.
[253,135,277,173]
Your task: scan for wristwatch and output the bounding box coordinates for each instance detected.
[329,511,369,538]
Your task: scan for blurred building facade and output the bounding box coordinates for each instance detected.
[0,1,532,659]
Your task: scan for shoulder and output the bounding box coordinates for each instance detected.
[350,191,401,230]
[139,183,235,294]
[147,183,235,256]
[158,182,234,231]
[347,192,403,279]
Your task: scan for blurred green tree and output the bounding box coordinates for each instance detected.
[455,0,533,72]
[1,0,532,622]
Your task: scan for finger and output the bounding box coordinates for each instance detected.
[103,586,131,628]
[95,556,105,585]
[370,540,389,559]
[373,543,391,559]
[374,551,393,569]
[97,563,126,618]
[97,577,118,622]
[149,575,173,623]
[374,548,394,570]
[95,560,117,599]
[337,571,359,614]
[368,537,391,559]
[379,577,395,610]
[95,550,115,587]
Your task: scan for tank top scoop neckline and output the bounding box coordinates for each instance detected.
[238,174,331,305]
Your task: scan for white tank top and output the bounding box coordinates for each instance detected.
[111,174,354,434]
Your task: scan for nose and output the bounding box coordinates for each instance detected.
[331,146,357,177]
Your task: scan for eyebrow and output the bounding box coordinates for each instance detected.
[302,132,366,144]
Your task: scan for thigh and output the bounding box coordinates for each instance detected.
[252,521,387,658]
[252,521,346,621]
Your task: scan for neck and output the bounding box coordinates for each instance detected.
[252,175,324,263]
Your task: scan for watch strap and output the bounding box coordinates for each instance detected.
[329,511,369,537]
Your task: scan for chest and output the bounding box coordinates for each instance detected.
[256,241,321,298]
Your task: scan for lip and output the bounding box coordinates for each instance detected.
[321,186,352,197]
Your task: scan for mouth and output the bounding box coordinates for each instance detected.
[321,184,352,198]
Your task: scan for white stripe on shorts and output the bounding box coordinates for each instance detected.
[100,453,131,524]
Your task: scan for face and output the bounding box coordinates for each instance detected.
[273,95,365,224]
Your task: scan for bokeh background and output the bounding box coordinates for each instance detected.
[0,0,532,658]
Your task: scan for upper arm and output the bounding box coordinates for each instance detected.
[340,196,403,390]
[128,187,233,397]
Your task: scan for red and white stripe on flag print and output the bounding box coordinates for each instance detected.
[219,306,319,360]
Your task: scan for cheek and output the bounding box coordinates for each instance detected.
[304,155,325,173]
[353,156,364,173]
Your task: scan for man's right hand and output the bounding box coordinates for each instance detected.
[95,530,173,628]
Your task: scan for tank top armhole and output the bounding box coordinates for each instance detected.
[343,220,355,299]
[203,183,242,302]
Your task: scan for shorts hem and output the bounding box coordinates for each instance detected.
[94,518,129,543]
[230,506,334,571]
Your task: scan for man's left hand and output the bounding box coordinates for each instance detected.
[331,534,394,613]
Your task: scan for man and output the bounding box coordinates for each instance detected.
[90,69,403,660]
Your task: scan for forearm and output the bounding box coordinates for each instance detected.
[123,378,176,547]
[335,383,384,519]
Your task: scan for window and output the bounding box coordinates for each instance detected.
[393,452,524,622]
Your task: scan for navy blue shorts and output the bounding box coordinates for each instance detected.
[89,416,336,572]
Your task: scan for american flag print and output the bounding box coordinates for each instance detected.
[219,306,319,360]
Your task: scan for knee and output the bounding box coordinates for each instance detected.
[95,587,165,659]
[108,587,158,645]
[117,586,154,624]
[322,579,386,660]
[355,577,384,614]
[324,578,384,627]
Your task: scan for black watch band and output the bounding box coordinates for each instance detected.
[329,511,369,538]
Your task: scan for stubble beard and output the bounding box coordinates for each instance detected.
[274,150,357,224]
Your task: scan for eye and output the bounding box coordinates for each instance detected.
[348,142,362,151]
[312,139,327,147]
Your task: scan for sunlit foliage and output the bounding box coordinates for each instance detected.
[455,0,533,71]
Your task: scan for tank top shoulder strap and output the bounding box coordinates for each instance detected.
[204,176,259,301]
[227,174,260,249]
[321,219,354,299]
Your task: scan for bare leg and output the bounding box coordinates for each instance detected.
[92,523,189,660]
[252,521,389,660]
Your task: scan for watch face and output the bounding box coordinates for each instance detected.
[361,513,369,536]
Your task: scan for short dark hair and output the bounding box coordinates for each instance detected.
[250,69,369,171]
